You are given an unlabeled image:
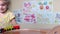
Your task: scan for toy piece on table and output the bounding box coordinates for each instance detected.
[0,28,6,33]
[13,25,20,30]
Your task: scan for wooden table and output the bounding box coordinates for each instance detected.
[3,29,41,34]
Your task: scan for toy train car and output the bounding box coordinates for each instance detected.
[0,25,20,33]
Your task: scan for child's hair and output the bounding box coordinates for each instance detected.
[0,0,10,5]
[0,0,10,10]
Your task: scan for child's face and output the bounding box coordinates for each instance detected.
[0,1,7,13]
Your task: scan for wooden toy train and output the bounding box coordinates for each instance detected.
[0,25,20,33]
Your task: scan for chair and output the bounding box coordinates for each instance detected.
[47,25,60,34]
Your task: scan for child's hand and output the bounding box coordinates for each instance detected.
[10,18,19,26]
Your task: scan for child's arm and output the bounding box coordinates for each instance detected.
[10,18,18,26]
[10,18,20,29]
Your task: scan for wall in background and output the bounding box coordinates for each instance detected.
[10,0,60,29]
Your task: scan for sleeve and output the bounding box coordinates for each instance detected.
[9,12,15,21]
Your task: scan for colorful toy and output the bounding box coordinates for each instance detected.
[0,25,20,33]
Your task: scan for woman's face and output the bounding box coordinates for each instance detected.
[0,1,7,13]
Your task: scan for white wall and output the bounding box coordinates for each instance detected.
[10,0,60,29]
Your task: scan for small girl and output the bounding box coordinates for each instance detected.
[0,0,19,33]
